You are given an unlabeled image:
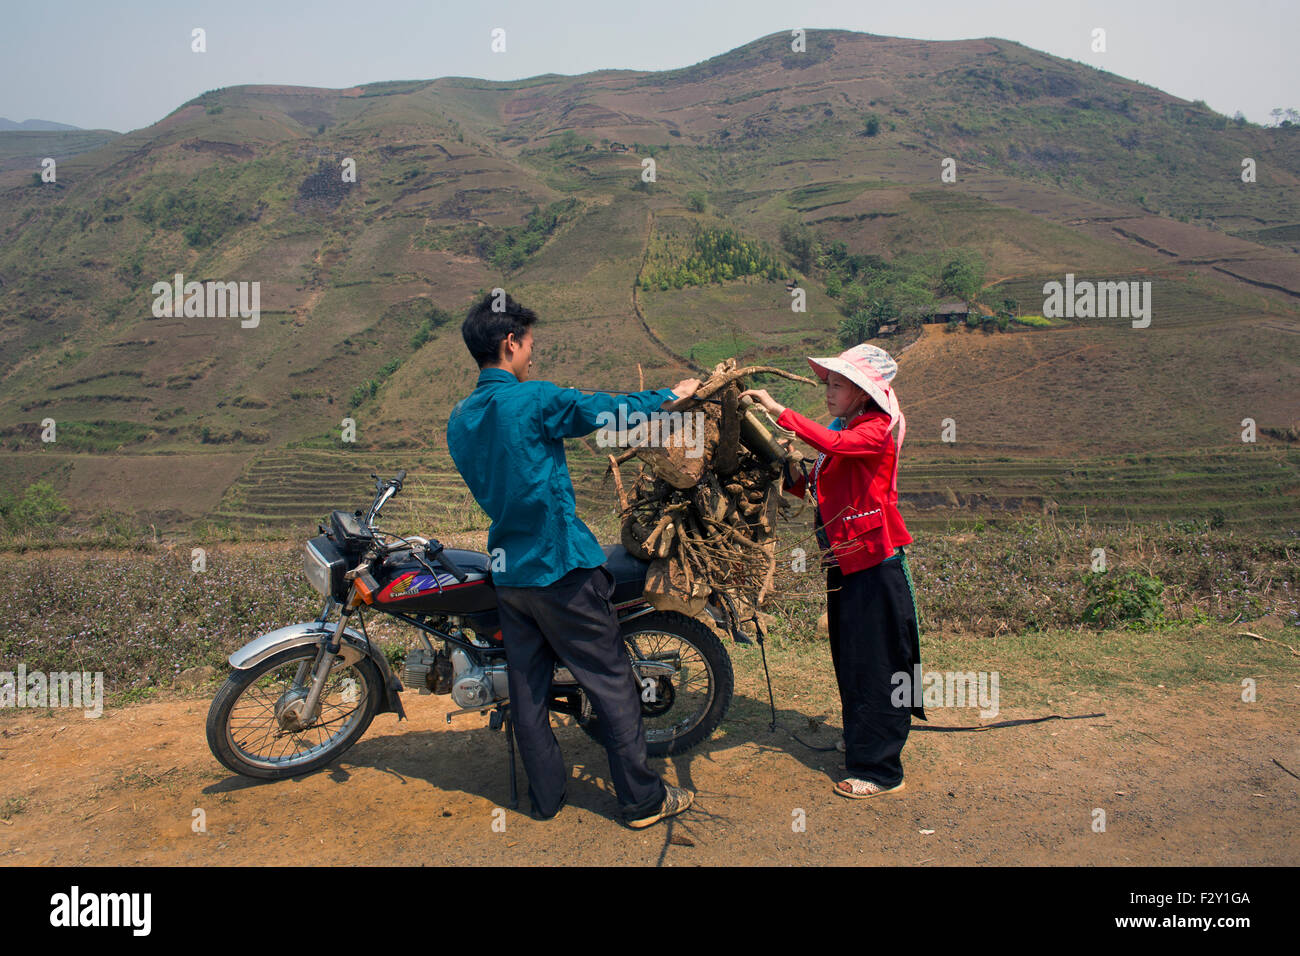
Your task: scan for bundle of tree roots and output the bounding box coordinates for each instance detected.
[604,358,816,624]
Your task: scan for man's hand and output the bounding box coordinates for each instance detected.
[739,388,786,418]
[661,377,701,411]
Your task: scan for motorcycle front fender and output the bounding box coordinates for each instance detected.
[228,622,407,720]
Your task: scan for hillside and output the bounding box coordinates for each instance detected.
[0,29,1296,534]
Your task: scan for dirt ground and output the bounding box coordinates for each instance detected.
[1,644,1297,867]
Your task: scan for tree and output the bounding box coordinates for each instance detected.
[863,114,881,136]
[685,191,707,212]
[779,217,817,272]
[940,251,985,303]
[837,311,874,348]
[841,281,868,315]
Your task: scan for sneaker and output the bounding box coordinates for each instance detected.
[625,785,694,829]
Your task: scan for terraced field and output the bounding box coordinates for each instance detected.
[206,439,1300,544]
[207,440,624,536]
[896,447,1300,532]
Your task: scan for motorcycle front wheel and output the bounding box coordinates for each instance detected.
[206,645,383,780]
[577,610,734,757]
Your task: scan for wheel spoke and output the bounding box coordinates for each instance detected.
[222,653,370,770]
[623,626,714,743]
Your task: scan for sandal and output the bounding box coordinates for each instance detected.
[834,777,905,799]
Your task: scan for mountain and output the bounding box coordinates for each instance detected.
[0,118,83,131]
[0,29,1296,533]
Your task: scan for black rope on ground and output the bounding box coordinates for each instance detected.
[789,712,1108,752]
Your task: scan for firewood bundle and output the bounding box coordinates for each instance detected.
[605,359,816,620]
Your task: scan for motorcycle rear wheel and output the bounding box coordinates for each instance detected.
[206,645,383,780]
[577,610,734,757]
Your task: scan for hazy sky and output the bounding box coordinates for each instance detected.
[1,0,1295,133]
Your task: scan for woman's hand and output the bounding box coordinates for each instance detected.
[776,437,803,483]
[739,388,786,418]
[777,436,804,462]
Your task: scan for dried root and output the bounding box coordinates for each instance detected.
[610,357,805,617]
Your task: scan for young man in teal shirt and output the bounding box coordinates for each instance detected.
[446,291,699,828]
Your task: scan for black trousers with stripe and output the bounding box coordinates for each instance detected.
[826,551,926,788]
[494,563,667,820]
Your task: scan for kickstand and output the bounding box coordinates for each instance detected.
[503,707,519,811]
[749,614,777,734]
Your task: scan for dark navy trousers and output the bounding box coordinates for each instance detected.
[495,563,667,820]
[826,550,926,788]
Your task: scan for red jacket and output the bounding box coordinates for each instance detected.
[776,406,912,574]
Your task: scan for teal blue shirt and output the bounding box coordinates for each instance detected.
[446,367,678,588]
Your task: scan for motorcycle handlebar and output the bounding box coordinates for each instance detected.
[365,470,408,526]
[426,541,468,583]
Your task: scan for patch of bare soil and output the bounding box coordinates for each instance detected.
[1,674,1296,866]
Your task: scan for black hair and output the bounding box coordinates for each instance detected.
[461,291,538,369]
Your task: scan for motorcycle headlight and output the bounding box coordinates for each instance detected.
[304,537,345,598]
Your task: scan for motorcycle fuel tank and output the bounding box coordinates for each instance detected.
[371,547,496,614]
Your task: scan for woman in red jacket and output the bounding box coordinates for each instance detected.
[742,342,925,798]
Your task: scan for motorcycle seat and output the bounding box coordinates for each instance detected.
[600,544,651,605]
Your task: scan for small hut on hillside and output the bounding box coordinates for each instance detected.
[925,301,970,324]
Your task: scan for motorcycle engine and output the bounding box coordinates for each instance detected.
[448,648,508,709]
[401,648,452,695]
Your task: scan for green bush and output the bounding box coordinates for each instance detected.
[1082,569,1166,629]
[411,306,453,349]
[0,481,70,532]
[487,200,580,270]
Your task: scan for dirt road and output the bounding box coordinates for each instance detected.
[1,643,1296,866]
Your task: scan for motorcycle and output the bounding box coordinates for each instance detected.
[205,470,738,790]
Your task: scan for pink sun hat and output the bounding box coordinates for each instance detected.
[805,343,906,494]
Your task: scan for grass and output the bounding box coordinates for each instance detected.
[0,515,1293,707]
[728,618,1299,733]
